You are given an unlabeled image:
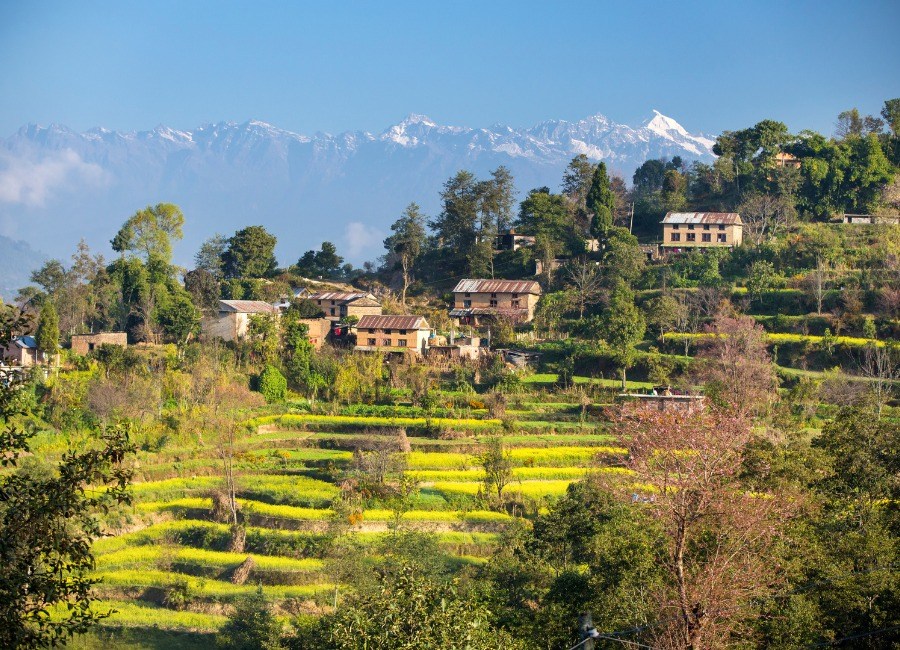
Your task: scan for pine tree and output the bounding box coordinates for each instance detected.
[585,162,616,237]
[35,301,59,366]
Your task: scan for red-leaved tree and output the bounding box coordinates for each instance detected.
[611,404,793,649]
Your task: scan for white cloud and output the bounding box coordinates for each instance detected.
[0,149,108,207]
[343,220,383,259]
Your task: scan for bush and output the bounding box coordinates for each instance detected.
[257,365,287,403]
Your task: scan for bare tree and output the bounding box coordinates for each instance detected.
[859,344,898,418]
[674,293,701,356]
[612,405,793,649]
[737,193,796,246]
[564,258,603,318]
[695,313,777,416]
[805,256,828,315]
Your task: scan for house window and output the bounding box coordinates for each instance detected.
[672,224,680,230]
[398,339,407,347]
[331,300,336,305]
[463,300,471,308]
[717,233,727,243]
[368,338,376,345]
[464,292,470,297]
[686,233,696,242]
[512,293,519,298]
[511,300,520,308]
[385,329,392,334]
[718,224,725,230]
[381,338,391,346]
[671,233,681,242]
[703,224,710,230]
[399,329,407,335]
[701,233,711,242]
[330,308,335,316]
[688,224,695,230]
[491,293,497,298]
[490,299,498,307]
[88,343,95,351]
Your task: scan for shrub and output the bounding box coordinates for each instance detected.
[257,365,287,403]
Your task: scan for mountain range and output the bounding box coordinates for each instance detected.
[0,111,716,273]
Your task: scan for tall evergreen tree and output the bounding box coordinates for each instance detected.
[585,162,616,237]
[384,203,427,306]
[35,301,59,365]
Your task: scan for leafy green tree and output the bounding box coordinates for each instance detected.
[247,313,280,364]
[384,204,426,306]
[846,133,893,212]
[602,227,645,287]
[184,268,221,313]
[480,165,517,234]
[156,291,201,345]
[294,242,344,279]
[586,162,615,236]
[257,364,287,403]
[516,188,577,257]
[746,260,779,306]
[30,260,67,297]
[221,226,278,279]
[300,562,522,649]
[600,282,646,388]
[881,98,900,136]
[478,436,514,502]
[35,301,59,365]
[195,234,228,279]
[216,586,281,650]
[562,154,595,233]
[111,203,184,263]
[661,168,688,211]
[0,312,134,648]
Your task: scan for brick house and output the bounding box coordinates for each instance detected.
[202,300,279,342]
[354,314,431,355]
[70,332,128,355]
[661,212,743,249]
[308,292,382,321]
[449,279,542,325]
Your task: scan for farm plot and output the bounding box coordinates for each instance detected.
[84,400,621,639]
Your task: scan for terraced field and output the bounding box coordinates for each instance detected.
[61,400,623,645]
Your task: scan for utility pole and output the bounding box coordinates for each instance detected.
[629,202,635,234]
[577,612,597,650]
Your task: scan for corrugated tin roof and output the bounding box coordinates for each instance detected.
[449,307,526,317]
[357,314,429,330]
[308,292,369,303]
[661,212,743,225]
[218,300,279,314]
[345,296,381,307]
[451,279,542,294]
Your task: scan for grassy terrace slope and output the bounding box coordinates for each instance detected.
[69,398,622,641]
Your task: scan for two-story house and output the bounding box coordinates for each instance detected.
[449,279,542,325]
[308,292,382,321]
[201,300,279,342]
[661,212,743,249]
[354,314,431,355]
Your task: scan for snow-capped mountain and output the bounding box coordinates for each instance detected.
[0,111,715,267]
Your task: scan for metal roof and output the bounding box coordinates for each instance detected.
[356,314,429,330]
[308,292,371,303]
[218,300,279,314]
[661,212,743,225]
[451,279,541,295]
[345,296,381,307]
[13,335,37,349]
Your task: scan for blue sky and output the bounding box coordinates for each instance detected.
[1,0,898,138]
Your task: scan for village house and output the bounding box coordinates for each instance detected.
[70,332,127,355]
[354,314,431,355]
[202,300,279,342]
[308,292,382,321]
[0,335,41,367]
[299,317,332,350]
[661,212,743,250]
[495,229,536,252]
[449,279,542,325]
